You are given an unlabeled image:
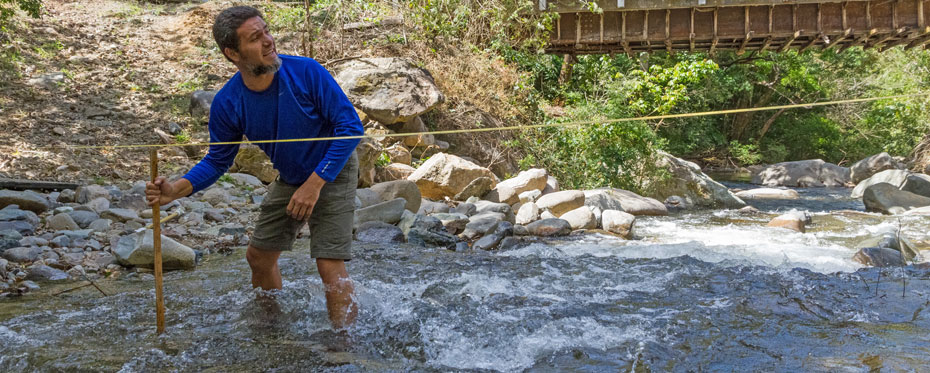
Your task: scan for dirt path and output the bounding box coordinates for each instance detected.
[0,0,235,184]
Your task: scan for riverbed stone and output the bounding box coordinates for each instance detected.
[850,152,906,184]
[370,180,421,213]
[473,234,504,251]
[536,190,585,217]
[648,151,747,208]
[515,202,541,225]
[863,182,930,215]
[377,163,417,183]
[115,230,196,270]
[75,185,110,204]
[87,219,112,233]
[201,188,231,206]
[853,247,905,267]
[57,189,75,203]
[356,188,382,209]
[526,218,572,237]
[47,213,80,231]
[430,213,469,234]
[766,212,807,233]
[67,210,100,228]
[734,188,800,200]
[101,208,140,223]
[484,168,548,205]
[0,190,49,214]
[542,176,559,196]
[752,159,850,187]
[227,173,264,187]
[0,207,40,226]
[26,264,69,281]
[408,153,497,200]
[852,170,930,199]
[2,247,42,263]
[355,221,405,243]
[418,199,450,215]
[405,215,459,247]
[561,206,597,230]
[451,202,477,216]
[455,177,495,201]
[601,210,635,239]
[228,144,279,184]
[460,216,501,241]
[0,221,34,236]
[583,188,667,216]
[354,198,407,226]
[384,144,412,165]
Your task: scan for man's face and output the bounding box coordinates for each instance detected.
[229,16,279,75]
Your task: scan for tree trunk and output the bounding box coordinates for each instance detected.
[558,54,576,85]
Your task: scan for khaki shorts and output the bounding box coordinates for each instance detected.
[249,153,358,260]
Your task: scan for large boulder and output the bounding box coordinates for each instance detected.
[331,57,443,125]
[483,168,548,205]
[601,210,635,239]
[75,184,111,204]
[536,190,585,217]
[515,202,541,225]
[354,198,407,226]
[850,169,930,198]
[583,188,667,216]
[853,247,905,267]
[453,177,495,201]
[406,215,459,247]
[647,151,746,208]
[0,190,50,214]
[863,182,930,214]
[114,230,196,270]
[407,153,497,200]
[560,206,596,230]
[370,180,421,213]
[850,152,906,184]
[228,144,278,184]
[751,159,850,187]
[734,188,800,200]
[525,218,572,237]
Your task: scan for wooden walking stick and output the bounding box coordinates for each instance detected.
[150,149,166,335]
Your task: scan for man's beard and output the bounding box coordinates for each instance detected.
[248,55,282,76]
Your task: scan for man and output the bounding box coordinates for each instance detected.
[145,6,364,329]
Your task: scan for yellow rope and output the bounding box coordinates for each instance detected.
[35,92,929,150]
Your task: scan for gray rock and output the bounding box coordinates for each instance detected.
[27,71,65,88]
[57,189,76,203]
[863,183,930,215]
[405,215,459,247]
[901,173,930,198]
[54,206,74,214]
[56,229,92,240]
[460,216,500,241]
[167,122,183,135]
[396,210,418,235]
[75,185,110,204]
[526,218,572,237]
[499,236,525,251]
[18,236,47,247]
[1,229,23,241]
[87,219,112,233]
[370,180,422,212]
[101,208,139,223]
[201,188,230,206]
[484,168,548,205]
[354,198,407,226]
[26,264,69,281]
[430,213,469,234]
[853,247,905,267]
[219,223,246,235]
[21,280,40,290]
[852,169,915,198]
[0,220,35,235]
[2,247,42,263]
[85,197,111,213]
[850,152,906,184]
[115,193,148,211]
[451,202,477,216]
[855,228,919,261]
[752,159,850,187]
[47,213,80,231]
[494,221,514,237]
[355,188,383,208]
[453,242,470,252]
[67,210,100,229]
[583,188,668,216]
[734,188,800,200]
[83,251,116,271]
[407,153,497,200]
[61,252,85,268]
[228,173,264,187]
[115,230,196,270]
[767,212,806,233]
[536,190,585,217]
[0,208,40,226]
[49,235,70,248]
[0,190,50,214]
[418,199,450,215]
[601,210,635,238]
[473,234,504,250]
[519,189,542,204]
[355,221,405,243]
[663,195,691,212]
[456,177,496,202]
[190,90,217,117]
[332,57,443,124]
[560,206,597,230]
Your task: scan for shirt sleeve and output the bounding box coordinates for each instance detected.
[307,60,364,182]
[182,99,242,194]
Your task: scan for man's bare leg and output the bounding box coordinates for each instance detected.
[246,245,282,290]
[316,258,357,329]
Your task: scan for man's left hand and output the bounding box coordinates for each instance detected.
[287,173,326,221]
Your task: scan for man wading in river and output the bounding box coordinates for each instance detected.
[145,6,363,329]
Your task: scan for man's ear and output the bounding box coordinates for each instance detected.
[224,47,240,63]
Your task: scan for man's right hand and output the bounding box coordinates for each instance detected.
[146,177,191,206]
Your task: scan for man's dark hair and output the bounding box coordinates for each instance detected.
[213,6,263,62]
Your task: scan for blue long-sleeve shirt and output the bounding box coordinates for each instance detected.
[183,55,363,193]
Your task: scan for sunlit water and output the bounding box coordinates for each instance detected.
[2,185,929,371]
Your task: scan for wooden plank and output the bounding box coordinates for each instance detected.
[737,31,754,54]
[905,27,930,48]
[0,178,80,191]
[823,28,853,50]
[866,27,909,49]
[778,30,801,51]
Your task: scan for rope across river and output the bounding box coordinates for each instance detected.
[26,92,929,151]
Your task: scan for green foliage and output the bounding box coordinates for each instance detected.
[727,141,762,165]
[375,152,391,168]
[0,0,40,28]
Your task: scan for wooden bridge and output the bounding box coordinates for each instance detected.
[540,0,930,54]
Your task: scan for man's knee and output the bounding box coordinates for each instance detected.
[316,258,349,285]
[246,245,280,269]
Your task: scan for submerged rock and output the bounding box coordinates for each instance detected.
[114,230,196,270]
[752,159,850,187]
[735,188,800,200]
[525,218,572,237]
[355,221,405,243]
[853,247,905,267]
